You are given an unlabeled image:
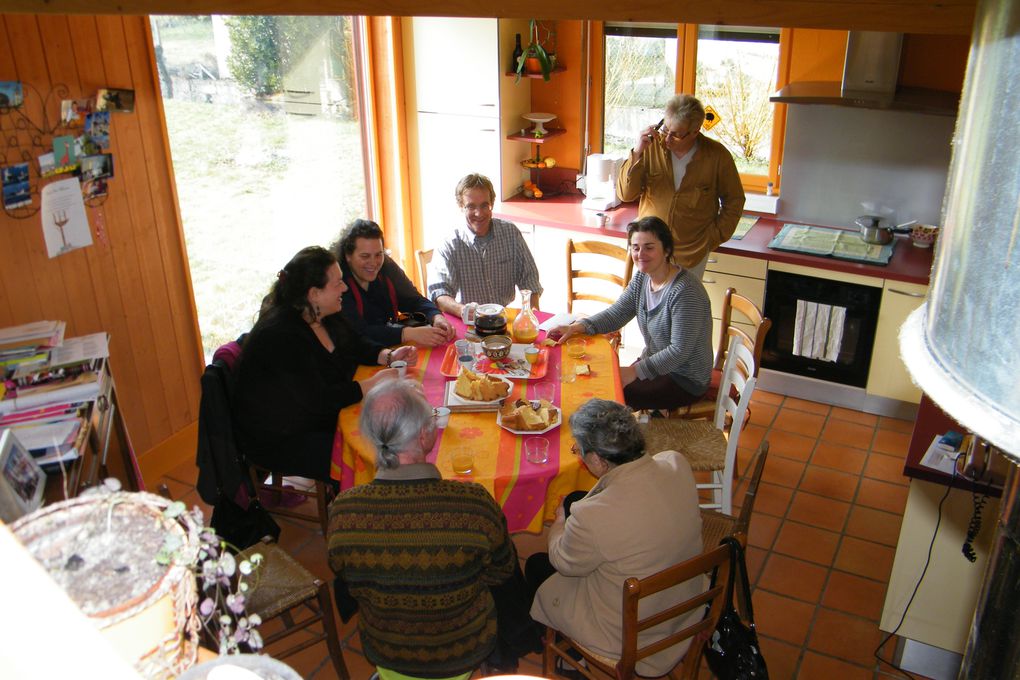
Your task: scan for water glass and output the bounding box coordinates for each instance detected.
[455,339,470,356]
[452,451,474,475]
[533,381,556,404]
[525,437,549,464]
[458,355,475,373]
[433,406,451,428]
[390,360,407,378]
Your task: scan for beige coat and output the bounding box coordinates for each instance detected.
[617,133,745,268]
[530,451,704,676]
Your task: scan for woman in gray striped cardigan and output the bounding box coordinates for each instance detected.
[551,216,713,410]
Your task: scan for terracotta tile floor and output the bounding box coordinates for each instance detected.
[159,390,924,679]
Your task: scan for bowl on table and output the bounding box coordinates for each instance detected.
[911,223,940,248]
[481,334,513,361]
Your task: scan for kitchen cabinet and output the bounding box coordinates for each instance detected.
[703,251,767,358]
[866,280,928,402]
[411,17,499,117]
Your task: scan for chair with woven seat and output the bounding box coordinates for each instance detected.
[247,463,333,536]
[543,534,743,680]
[674,287,770,421]
[641,336,757,515]
[700,440,769,551]
[237,537,351,679]
[415,248,433,293]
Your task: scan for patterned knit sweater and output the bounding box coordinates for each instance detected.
[327,464,516,677]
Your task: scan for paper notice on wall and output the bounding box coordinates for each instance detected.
[40,178,92,258]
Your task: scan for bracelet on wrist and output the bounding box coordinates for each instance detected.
[385,350,393,367]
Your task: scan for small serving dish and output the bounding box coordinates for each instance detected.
[481,334,513,361]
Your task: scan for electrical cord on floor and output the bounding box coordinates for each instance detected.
[873,451,964,678]
[962,491,988,563]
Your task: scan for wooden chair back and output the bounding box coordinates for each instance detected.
[714,287,771,376]
[415,248,433,293]
[566,239,633,313]
[544,535,743,680]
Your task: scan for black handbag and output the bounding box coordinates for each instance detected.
[705,537,769,679]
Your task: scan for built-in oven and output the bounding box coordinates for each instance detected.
[761,270,882,388]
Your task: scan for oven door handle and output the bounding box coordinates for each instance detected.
[888,288,925,298]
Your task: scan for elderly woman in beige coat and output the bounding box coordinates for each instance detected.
[527,399,703,677]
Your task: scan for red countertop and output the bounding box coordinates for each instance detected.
[496,195,934,285]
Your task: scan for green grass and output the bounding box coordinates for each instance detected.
[162,98,367,359]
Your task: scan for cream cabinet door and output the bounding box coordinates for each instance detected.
[866,280,928,403]
[411,17,499,117]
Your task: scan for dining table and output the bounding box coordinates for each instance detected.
[330,310,623,534]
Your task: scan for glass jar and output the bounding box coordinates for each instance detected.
[475,303,508,338]
[512,289,539,344]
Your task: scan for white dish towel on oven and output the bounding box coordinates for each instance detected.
[793,300,847,362]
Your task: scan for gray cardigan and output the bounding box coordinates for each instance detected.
[581,269,712,394]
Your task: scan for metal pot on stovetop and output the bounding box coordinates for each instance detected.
[855,215,917,245]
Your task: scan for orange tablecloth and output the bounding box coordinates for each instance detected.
[330,313,623,533]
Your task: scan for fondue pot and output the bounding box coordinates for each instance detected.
[475,304,508,338]
[856,215,917,245]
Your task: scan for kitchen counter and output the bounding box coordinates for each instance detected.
[496,194,934,285]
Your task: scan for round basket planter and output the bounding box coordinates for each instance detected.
[12,491,202,678]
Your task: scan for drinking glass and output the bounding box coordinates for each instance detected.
[533,381,556,404]
[452,451,474,475]
[525,437,549,464]
[458,355,475,373]
[565,337,588,359]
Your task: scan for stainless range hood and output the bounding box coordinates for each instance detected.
[770,31,959,116]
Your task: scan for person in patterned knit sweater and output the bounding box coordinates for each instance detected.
[327,379,533,678]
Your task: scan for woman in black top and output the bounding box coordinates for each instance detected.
[335,219,455,348]
[234,246,416,481]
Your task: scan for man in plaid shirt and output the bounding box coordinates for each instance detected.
[429,173,543,316]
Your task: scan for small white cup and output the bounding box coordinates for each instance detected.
[455,339,470,356]
[390,360,407,378]
[525,437,549,464]
[458,355,475,373]
[433,406,451,428]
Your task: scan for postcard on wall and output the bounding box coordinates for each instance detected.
[96,88,134,113]
[40,177,92,258]
[0,81,24,108]
[0,430,45,523]
[53,135,77,167]
[83,178,108,200]
[60,98,95,126]
[85,111,110,150]
[80,154,114,182]
[1,162,32,210]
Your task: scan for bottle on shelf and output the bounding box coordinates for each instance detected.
[510,34,524,73]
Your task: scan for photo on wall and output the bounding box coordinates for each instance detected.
[61,98,95,126]
[85,111,110,150]
[80,154,114,182]
[53,135,77,167]
[1,162,32,210]
[96,88,135,113]
[0,81,24,108]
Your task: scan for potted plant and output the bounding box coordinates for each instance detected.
[515,19,553,82]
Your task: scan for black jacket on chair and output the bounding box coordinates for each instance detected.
[195,360,247,506]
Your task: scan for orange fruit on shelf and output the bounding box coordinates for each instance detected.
[544,157,557,168]
[533,188,544,198]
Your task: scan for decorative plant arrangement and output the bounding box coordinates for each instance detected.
[515,19,553,81]
[161,497,265,655]
[11,483,263,678]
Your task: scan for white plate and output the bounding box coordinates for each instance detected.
[497,405,561,435]
[446,375,515,406]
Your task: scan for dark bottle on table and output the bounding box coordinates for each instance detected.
[511,33,523,72]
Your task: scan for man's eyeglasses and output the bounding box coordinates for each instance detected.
[659,126,693,142]
[570,442,583,457]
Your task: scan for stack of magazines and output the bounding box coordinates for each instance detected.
[0,324,109,468]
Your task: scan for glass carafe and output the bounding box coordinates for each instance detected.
[512,289,539,344]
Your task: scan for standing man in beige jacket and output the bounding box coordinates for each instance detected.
[617,93,745,280]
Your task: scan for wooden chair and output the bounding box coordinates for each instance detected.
[247,464,332,536]
[416,248,433,293]
[566,239,633,313]
[701,440,769,554]
[237,538,351,679]
[674,287,771,421]
[641,336,757,514]
[543,535,743,680]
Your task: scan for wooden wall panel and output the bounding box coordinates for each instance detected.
[0,13,203,457]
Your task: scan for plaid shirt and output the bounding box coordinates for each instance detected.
[428,218,543,306]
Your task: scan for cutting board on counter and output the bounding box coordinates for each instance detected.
[768,224,895,265]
